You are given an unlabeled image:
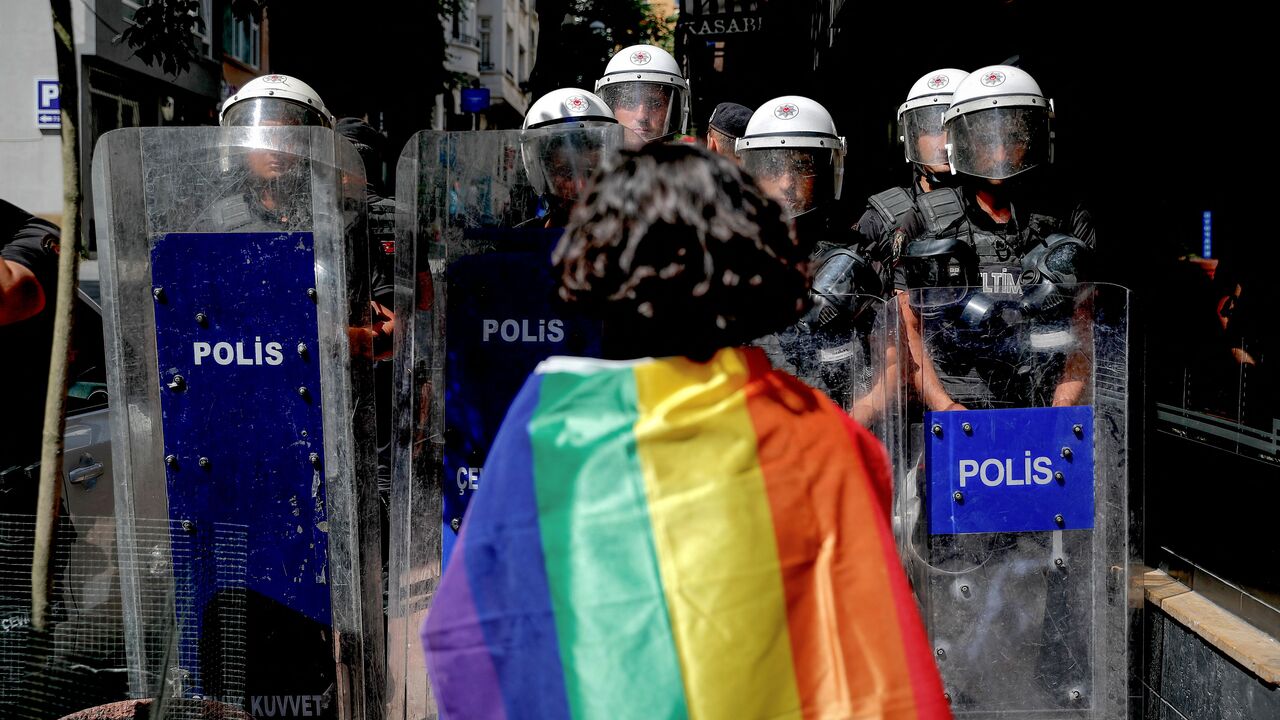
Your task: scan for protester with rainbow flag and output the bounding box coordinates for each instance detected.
[422,143,950,720]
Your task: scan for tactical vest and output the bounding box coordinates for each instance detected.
[368,195,397,299]
[914,188,1071,296]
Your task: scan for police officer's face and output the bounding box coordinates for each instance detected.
[547,145,600,201]
[916,132,950,174]
[245,118,301,180]
[756,170,817,218]
[974,141,1025,184]
[612,86,672,142]
[247,148,296,180]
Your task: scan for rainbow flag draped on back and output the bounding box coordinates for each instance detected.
[422,346,949,720]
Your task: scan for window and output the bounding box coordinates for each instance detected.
[479,17,492,69]
[222,4,261,68]
[88,80,141,158]
[192,0,213,59]
[519,45,526,82]
[66,293,108,415]
[505,25,514,77]
[121,0,140,22]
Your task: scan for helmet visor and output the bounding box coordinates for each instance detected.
[901,105,949,166]
[523,125,615,202]
[946,106,1049,180]
[740,147,835,217]
[597,82,682,143]
[222,97,330,129]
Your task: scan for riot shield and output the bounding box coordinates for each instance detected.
[92,127,384,718]
[387,126,628,718]
[892,282,1130,718]
[758,293,904,426]
[756,293,910,551]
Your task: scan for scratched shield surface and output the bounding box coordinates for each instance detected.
[892,283,1132,718]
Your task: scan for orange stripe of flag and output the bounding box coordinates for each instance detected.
[742,351,949,719]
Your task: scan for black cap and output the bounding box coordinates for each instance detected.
[707,102,752,138]
[335,117,387,194]
[335,117,386,154]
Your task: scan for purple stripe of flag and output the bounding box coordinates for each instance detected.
[423,373,572,719]
[422,535,506,720]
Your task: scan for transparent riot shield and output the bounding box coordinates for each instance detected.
[756,293,910,547]
[92,127,384,718]
[758,293,904,429]
[892,282,1130,718]
[387,126,628,718]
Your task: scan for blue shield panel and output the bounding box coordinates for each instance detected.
[925,406,1095,535]
[151,231,334,702]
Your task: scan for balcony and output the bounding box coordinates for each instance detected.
[446,32,482,77]
[451,32,480,48]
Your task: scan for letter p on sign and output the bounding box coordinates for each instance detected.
[40,82,59,107]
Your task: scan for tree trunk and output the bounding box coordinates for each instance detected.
[34,0,82,633]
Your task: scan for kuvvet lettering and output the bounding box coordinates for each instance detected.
[193,337,284,366]
[481,318,564,343]
[457,466,481,495]
[957,451,1055,488]
[250,694,324,717]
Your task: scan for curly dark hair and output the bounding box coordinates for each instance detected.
[553,142,809,361]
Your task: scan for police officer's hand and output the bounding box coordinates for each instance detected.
[370,300,394,362]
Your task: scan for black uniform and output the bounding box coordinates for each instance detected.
[759,205,884,407]
[0,201,59,479]
[897,180,1097,409]
[851,178,928,282]
[200,178,315,233]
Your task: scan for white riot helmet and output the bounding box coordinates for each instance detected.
[523,88,618,130]
[943,65,1054,180]
[736,96,847,217]
[521,89,619,203]
[220,73,334,128]
[898,68,969,167]
[594,45,690,143]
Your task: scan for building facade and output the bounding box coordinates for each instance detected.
[1,0,260,240]
[434,0,543,131]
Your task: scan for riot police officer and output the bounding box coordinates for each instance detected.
[520,88,622,228]
[595,44,690,146]
[853,69,969,278]
[897,64,1097,410]
[736,96,848,246]
[337,116,396,312]
[738,96,883,407]
[892,67,1105,713]
[207,74,335,232]
[704,101,752,161]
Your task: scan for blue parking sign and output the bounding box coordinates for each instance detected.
[37,79,60,129]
